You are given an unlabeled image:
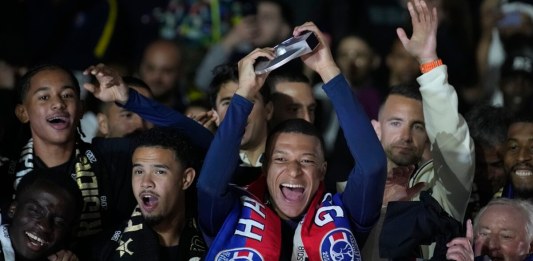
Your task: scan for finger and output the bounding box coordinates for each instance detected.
[47,253,58,261]
[407,1,419,25]
[396,28,410,48]
[466,219,474,243]
[406,182,426,199]
[419,0,430,23]
[83,83,97,93]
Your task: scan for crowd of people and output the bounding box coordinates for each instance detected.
[1,0,533,260]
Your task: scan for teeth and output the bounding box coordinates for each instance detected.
[515,170,533,177]
[25,232,47,246]
[281,183,304,189]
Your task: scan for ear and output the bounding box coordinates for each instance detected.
[8,202,17,219]
[181,167,196,190]
[320,161,327,181]
[15,104,29,123]
[371,119,381,140]
[264,101,274,121]
[96,113,109,137]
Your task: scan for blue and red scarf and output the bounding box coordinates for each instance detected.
[206,178,361,261]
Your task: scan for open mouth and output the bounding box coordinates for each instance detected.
[280,183,305,202]
[25,231,49,250]
[139,193,159,212]
[46,115,70,129]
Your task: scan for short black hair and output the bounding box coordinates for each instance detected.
[17,64,80,104]
[386,82,422,102]
[263,118,325,164]
[465,104,510,148]
[16,170,83,220]
[208,63,271,108]
[264,67,310,95]
[133,127,199,170]
[508,111,533,126]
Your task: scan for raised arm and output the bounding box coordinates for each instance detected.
[83,64,213,150]
[196,49,274,240]
[397,0,475,221]
[294,22,387,231]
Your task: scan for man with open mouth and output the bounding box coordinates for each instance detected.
[1,170,82,260]
[197,21,386,260]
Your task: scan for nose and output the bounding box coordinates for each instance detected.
[51,95,66,110]
[301,109,312,123]
[286,161,303,178]
[518,146,532,162]
[35,216,52,231]
[140,173,154,189]
[399,126,413,143]
[131,114,146,130]
[487,235,500,251]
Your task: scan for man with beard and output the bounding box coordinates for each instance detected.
[502,114,533,201]
[338,0,475,259]
[99,127,206,260]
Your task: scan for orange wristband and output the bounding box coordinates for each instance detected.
[420,59,443,73]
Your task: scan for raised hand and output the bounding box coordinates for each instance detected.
[187,110,218,133]
[383,165,426,206]
[236,48,274,100]
[292,22,340,83]
[83,63,129,104]
[446,219,475,261]
[396,0,439,64]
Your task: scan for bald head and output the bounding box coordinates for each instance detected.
[139,40,182,98]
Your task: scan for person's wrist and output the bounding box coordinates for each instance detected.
[317,64,341,83]
[420,58,443,74]
[116,87,130,105]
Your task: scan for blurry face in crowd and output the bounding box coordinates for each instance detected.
[132,147,194,227]
[97,86,153,138]
[336,36,379,86]
[214,81,272,150]
[500,75,533,115]
[372,95,427,168]
[270,81,316,127]
[253,1,290,47]
[475,204,532,261]
[139,41,181,98]
[265,132,326,220]
[476,144,506,195]
[503,122,533,198]
[16,68,81,147]
[386,40,420,86]
[9,183,76,260]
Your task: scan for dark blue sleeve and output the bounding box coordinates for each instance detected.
[323,75,387,232]
[120,88,213,150]
[196,94,253,241]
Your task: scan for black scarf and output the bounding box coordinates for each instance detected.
[102,206,206,261]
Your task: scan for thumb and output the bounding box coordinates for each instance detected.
[83,82,96,94]
[406,182,426,199]
[396,28,410,48]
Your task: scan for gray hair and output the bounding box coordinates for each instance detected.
[474,198,533,242]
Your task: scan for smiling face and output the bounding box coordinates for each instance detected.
[503,122,533,198]
[16,68,81,147]
[132,146,194,227]
[475,204,532,261]
[9,183,76,260]
[372,95,427,168]
[265,132,326,220]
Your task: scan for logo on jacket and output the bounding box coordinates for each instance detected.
[320,228,360,261]
[215,247,264,261]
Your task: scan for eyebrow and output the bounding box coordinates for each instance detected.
[32,85,76,95]
[132,163,170,169]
